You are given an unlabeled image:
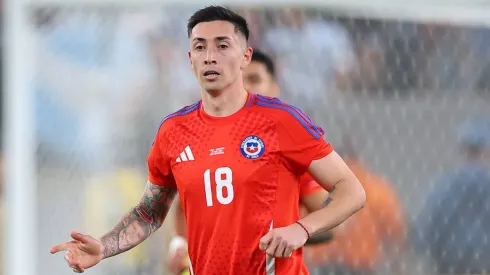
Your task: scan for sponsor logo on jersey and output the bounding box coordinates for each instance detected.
[209,147,225,156]
[240,135,265,159]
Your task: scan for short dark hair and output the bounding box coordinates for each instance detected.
[252,50,276,79]
[187,6,249,41]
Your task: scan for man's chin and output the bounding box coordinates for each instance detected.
[201,83,225,93]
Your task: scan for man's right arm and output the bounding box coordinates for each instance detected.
[100,181,177,259]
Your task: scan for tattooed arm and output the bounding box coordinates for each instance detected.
[49,181,177,272]
[100,181,177,259]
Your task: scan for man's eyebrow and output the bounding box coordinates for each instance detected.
[192,36,232,42]
[216,36,232,41]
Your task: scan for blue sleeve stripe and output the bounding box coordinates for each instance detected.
[254,101,322,140]
[245,93,255,108]
[255,95,324,138]
[255,95,319,131]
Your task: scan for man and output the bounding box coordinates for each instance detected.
[167,50,333,274]
[413,117,490,274]
[50,6,365,275]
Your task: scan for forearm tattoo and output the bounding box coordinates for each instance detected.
[100,182,177,258]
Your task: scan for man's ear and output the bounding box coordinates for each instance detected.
[241,47,253,70]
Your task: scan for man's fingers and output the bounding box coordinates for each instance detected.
[259,232,273,251]
[73,264,85,273]
[265,236,281,257]
[72,265,84,273]
[71,232,90,244]
[275,240,287,258]
[64,251,77,265]
[65,251,85,273]
[50,242,71,254]
[283,244,294,258]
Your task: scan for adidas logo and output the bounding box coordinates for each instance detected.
[176,146,195,162]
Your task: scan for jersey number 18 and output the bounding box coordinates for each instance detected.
[203,167,234,207]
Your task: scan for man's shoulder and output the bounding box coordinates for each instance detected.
[157,101,201,133]
[253,94,306,120]
[253,94,323,139]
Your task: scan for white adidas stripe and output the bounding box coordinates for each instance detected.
[185,146,195,160]
[180,151,188,161]
[176,146,195,162]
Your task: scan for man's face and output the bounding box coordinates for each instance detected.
[243,61,279,97]
[189,20,252,92]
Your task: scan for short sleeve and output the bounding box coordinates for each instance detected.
[278,105,333,175]
[147,126,176,188]
[299,173,324,198]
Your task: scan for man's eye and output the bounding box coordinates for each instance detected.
[195,45,204,50]
[219,44,228,49]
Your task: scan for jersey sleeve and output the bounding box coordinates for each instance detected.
[278,105,333,175]
[147,124,176,188]
[299,173,324,197]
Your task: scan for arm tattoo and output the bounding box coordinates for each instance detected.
[323,187,336,207]
[100,181,177,259]
[323,197,333,207]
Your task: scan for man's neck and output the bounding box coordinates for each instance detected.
[201,83,248,118]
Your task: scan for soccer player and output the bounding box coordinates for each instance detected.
[167,50,333,274]
[50,6,366,275]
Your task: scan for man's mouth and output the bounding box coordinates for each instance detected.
[203,70,220,80]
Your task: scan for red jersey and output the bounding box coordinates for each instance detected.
[148,93,333,275]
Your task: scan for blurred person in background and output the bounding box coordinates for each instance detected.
[304,135,406,275]
[166,49,334,275]
[260,8,356,118]
[412,116,490,274]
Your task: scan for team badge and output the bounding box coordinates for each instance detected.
[240,135,265,159]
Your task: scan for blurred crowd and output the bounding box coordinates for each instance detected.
[1,5,490,275]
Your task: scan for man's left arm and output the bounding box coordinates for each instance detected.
[258,104,365,258]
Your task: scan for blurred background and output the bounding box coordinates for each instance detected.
[2,0,490,274]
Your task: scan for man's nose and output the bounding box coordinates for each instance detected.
[204,48,217,65]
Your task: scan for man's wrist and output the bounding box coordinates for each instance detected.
[295,221,311,239]
[296,218,317,237]
[97,237,108,259]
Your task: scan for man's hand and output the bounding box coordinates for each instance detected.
[259,223,309,258]
[50,181,177,272]
[167,236,189,274]
[50,231,105,273]
[167,246,189,274]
